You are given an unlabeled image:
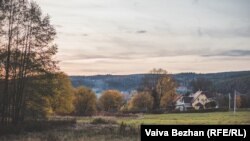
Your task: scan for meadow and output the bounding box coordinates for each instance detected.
[118,111,250,125]
[0,111,249,141]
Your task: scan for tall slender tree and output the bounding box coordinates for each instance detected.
[0,0,58,125]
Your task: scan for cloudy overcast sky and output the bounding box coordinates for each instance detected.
[36,0,250,75]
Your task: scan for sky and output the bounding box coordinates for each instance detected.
[35,0,250,75]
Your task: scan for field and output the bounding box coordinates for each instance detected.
[118,111,250,125]
[1,111,250,141]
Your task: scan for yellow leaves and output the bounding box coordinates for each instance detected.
[156,74,176,109]
[128,92,153,112]
[50,73,74,114]
[160,91,176,108]
[98,90,124,112]
[236,95,242,108]
[74,86,97,116]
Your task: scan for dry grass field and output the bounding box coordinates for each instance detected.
[0,111,249,141]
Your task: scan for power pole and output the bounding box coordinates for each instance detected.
[234,90,236,114]
[228,93,231,111]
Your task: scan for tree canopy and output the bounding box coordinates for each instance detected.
[98,90,124,112]
[140,68,177,111]
[74,86,97,116]
[128,92,153,112]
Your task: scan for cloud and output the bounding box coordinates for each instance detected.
[82,34,88,36]
[58,52,132,61]
[60,48,250,62]
[54,24,63,28]
[198,26,250,38]
[221,50,250,56]
[136,30,147,34]
[203,50,250,57]
[36,0,104,9]
[36,0,250,75]
[58,32,89,37]
[192,0,199,5]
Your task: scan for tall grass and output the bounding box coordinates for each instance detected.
[0,120,76,135]
[0,122,140,141]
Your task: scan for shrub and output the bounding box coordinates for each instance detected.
[91,117,117,125]
[119,122,140,136]
[74,86,97,116]
[98,90,124,112]
[128,92,153,112]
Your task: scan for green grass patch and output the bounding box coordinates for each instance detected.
[118,111,250,125]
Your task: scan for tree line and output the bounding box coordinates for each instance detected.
[74,68,177,115]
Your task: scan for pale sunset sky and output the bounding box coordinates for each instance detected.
[35,0,250,75]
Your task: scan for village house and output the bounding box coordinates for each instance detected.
[174,90,215,111]
[191,90,208,110]
[174,95,193,111]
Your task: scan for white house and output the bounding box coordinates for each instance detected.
[174,90,215,111]
[191,90,208,110]
[174,95,193,111]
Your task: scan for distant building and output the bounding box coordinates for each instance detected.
[174,90,216,111]
[174,95,193,111]
[191,90,208,110]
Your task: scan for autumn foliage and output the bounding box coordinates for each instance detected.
[74,86,97,116]
[128,92,153,112]
[98,90,124,112]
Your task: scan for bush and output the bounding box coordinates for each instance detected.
[98,90,124,112]
[119,122,140,136]
[91,117,117,125]
[74,86,97,116]
[205,101,217,109]
[128,92,153,112]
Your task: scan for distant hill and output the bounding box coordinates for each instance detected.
[70,74,145,95]
[70,71,250,96]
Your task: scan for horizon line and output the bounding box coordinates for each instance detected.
[68,70,250,77]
